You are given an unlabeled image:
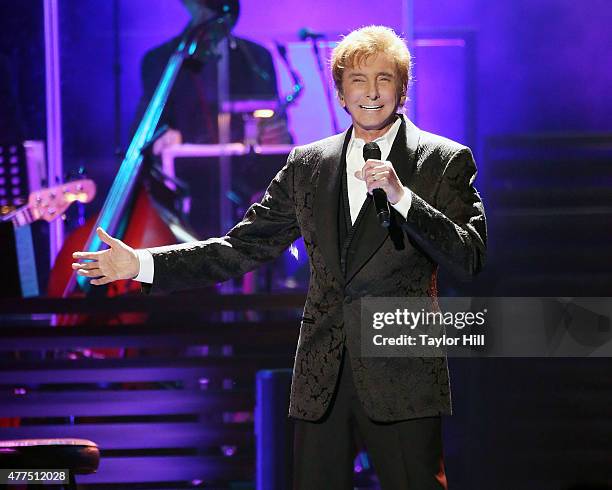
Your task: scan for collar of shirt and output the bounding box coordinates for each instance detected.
[346,116,402,169]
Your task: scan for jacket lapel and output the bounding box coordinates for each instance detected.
[393,115,420,189]
[344,115,421,283]
[313,129,351,286]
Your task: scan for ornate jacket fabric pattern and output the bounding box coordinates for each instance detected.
[147,116,487,422]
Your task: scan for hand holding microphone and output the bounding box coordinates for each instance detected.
[356,142,405,228]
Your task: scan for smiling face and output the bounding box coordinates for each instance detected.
[339,52,406,142]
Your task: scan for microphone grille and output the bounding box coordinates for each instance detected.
[363,142,381,161]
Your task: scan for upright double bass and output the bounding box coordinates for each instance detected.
[49,9,239,298]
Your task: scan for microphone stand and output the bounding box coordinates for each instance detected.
[274,41,304,108]
[305,35,339,134]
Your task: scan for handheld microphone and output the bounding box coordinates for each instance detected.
[363,142,391,228]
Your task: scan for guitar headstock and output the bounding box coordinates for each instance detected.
[28,179,96,223]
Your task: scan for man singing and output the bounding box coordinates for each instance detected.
[73,25,487,489]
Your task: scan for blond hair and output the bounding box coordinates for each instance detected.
[331,25,412,100]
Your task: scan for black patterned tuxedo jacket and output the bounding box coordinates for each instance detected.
[147,115,487,422]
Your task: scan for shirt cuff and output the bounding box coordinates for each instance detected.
[390,186,412,219]
[133,248,154,283]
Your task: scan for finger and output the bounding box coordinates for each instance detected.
[367,176,389,194]
[366,170,388,185]
[361,160,384,179]
[373,163,390,172]
[365,173,375,188]
[365,161,392,176]
[361,161,375,174]
[364,160,386,167]
[72,250,104,260]
[366,165,390,179]
[91,276,114,286]
[72,262,99,270]
[76,268,102,277]
[96,227,119,247]
[374,170,391,179]
[354,170,364,180]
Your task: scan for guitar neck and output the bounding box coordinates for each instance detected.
[1,205,37,227]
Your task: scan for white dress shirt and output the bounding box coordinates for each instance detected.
[134,248,154,283]
[345,117,411,224]
[134,117,412,283]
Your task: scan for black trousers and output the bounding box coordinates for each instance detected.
[292,348,448,490]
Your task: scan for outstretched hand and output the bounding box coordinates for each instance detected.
[72,228,140,286]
